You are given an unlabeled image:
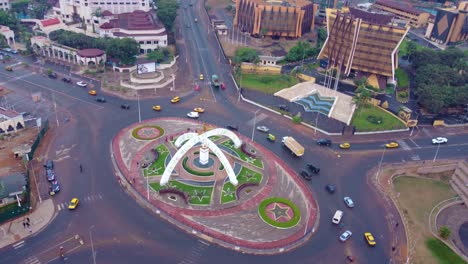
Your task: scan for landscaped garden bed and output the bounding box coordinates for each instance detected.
[220,140,264,169]
[132,125,164,140]
[258,197,301,229]
[221,166,263,204]
[144,144,170,177]
[151,181,214,205]
[351,105,407,132]
[239,73,299,94]
[182,157,214,176]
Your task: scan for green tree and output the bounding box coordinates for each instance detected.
[155,0,179,31]
[147,49,165,62]
[10,0,30,15]
[316,28,327,49]
[234,47,259,64]
[0,10,19,29]
[106,38,139,65]
[405,40,417,61]
[353,83,372,108]
[285,41,318,62]
[27,0,51,19]
[410,49,439,69]
[439,226,452,239]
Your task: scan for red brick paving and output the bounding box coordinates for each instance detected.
[112,118,318,251]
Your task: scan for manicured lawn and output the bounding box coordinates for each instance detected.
[150,181,213,205]
[395,68,409,88]
[393,176,458,263]
[239,73,299,94]
[351,105,407,131]
[426,238,467,264]
[221,166,263,204]
[220,140,264,169]
[144,144,169,177]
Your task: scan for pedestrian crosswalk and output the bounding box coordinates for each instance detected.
[56,194,104,211]
[178,240,210,264]
[24,256,41,264]
[396,139,411,151]
[12,240,25,250]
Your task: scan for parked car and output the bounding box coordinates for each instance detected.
[307,163,320,174]
[76,81,87,87]
[226,125,238,131]
[432,137,448,144]
[364,232,376,246]
[62,77,71,83]
[10,50,18,54]
[256,126,269,133]
[50,180,60,195]
[44,160,54,170]
[68,198,79,210]
[96,97,106,103]
[187,111,199,119]
[325,184,336,194]
[339,230,353,242]
[121,103,130,109]
[344,196,355,208]
[300,170,311,181]
[46,169,55,181]
[317,139,332,146]
[278,104,289,111]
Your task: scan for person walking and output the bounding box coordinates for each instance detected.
[79,164,83,173]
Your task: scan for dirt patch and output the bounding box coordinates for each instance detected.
[0,128,39,176]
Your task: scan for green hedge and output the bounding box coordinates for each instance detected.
[258,197,301,229]
[182,157,214,176]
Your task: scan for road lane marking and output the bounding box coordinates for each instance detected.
[396,139,411,151]
[13,240,25,249]
[0,72,36,85]
[24,256,41,264]
[408,138,421,149]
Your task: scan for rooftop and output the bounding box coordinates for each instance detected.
[100,10,164,31]
[375,0,426,15]
[0,107,21,119]
[77,49,105,58]
[246,0,312,8]
[40,18,61,27]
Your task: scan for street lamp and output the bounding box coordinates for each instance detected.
[89,225,97,264]
[376,147,387,180]
[433,143,441,163]
[251,109,260,141]
[137,94,141,123]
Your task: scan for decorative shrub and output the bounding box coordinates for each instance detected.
[182,157,214,176]
[366,115,383,125]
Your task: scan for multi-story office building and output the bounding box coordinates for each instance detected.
[318,7,409,89]
[426,1,468,45]
[372,0,430,28]
[234,0,318,38]
[54,0,151,24]
[0,0,10,11]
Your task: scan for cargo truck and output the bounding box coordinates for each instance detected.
[211,74,221,88]
[282,136,304,157]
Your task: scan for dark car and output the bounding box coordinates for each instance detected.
[50,180,60,194]
[96,97,106,103]
[300,170,311,181]
[48,72,57,79]
[46,169,55,181]
[317,139,332,146]
[226,125,238,131]
[62,77,71,83]
[325,184,336,194]
[278,104,289,111]
[44,160,54,170]
[121,103,130,109]
[307,163,320,174]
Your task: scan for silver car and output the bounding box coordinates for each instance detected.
[339,230,352,242]
[344,197,355,208]
[256,126,269,133]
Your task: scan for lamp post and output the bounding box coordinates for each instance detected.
[52,93,59,127]
[376,147,387,180]
[137,94,141,123]
[251,109,260,141]
[433,143,441,163]
[89,225,96,264]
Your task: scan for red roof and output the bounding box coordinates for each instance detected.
[77,49,105,58]
[102,10,113,16]
[40,18,61,27]
[0,107,20,118]
[104,11,164,31]
[100,22,113,29]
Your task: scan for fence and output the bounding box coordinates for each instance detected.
[28,119,49,160]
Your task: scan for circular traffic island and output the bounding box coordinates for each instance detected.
[112,118,318,255]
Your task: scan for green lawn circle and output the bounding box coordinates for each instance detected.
[258,197,301,229]
[132,125,164,140]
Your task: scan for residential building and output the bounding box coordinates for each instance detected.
[372,0,430,28]
[54,0,151,24]
[234,0,318,38]
[0,0,10,11]
[98,10,167,54]
[426,1,468,45]
[0,107,25,135]
[318,7,409,89]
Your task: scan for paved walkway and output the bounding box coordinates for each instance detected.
[0,199,55,249]
[111,117,318,254]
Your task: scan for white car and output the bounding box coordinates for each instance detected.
[344,197,355,208]
[256,126,269,133]
[76,81,87,87]
[432,137,448,144]
[339,230,352,242]
[187,112,199,119]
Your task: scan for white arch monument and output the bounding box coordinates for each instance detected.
[160,128,243,186]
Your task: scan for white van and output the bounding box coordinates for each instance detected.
[332,210,343,224]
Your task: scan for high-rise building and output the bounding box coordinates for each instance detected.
[318,7,409,89]
[426,1,468,45]
[372,0,430,28]
[234,0,318,38]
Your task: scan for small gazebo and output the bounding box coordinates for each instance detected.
[76,48,106,66]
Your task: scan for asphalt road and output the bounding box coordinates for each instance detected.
[0,5,467,264]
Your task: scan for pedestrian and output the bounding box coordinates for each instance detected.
[396,222,399,228]
[132,178,136,184]
[26,222,30,228]
[22,222,26,229]
[392,246,396,251]
[27,217,30,224]
[79,164,83,173]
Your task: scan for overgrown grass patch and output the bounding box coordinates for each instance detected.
[220,140,264,169]
[239,73,299,94]
[151,181,213,205]
[351,105,407,131]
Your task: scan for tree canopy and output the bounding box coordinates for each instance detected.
[234,47,259,64]
[411,47,468,113]
[285,41,318,62]
[155,0,179,31]
[316,28,327,49]
[0,10,19,30]
[49,30,139,65]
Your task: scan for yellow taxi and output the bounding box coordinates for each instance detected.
[339,142,351,149]
[193,108,205,113]
[88,90,97,96]
[199,74,204,80]
[68,198,79,210]
[5,66,12,71]
[152,105,161,111]
[364,232,376,246]
[171,96,180,103]
[385,142,399,148]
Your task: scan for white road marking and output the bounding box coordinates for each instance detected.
[408,138,421,149]
[24,256,41,264]
[411,155,421,161]
[396,139,411,151]
[12,240,25,249]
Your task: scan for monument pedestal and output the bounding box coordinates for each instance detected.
[199,144,209,165]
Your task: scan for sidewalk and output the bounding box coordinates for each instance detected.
[0,199,56,249]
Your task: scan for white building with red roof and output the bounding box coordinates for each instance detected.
[0,107,24,135]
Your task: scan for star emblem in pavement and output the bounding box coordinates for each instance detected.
[193,189,209,201]
[244,157,257,164]
[269,203,290,220]
[222,187,235,198]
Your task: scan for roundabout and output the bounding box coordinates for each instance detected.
[112,118,318,254]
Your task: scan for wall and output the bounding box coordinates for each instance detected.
[240,63,281,74]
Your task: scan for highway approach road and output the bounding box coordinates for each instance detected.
[0,2,467,264]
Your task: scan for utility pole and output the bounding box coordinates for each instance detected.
[52,93,59,127]
[433,143,441,163]
[89,225,97,264]
[137,94,141,123]
[251,109,260,141]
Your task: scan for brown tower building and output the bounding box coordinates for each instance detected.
[318,7,409,89]
[426,1,468,45]
[234,0,318,38]
[372,0,430,28]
